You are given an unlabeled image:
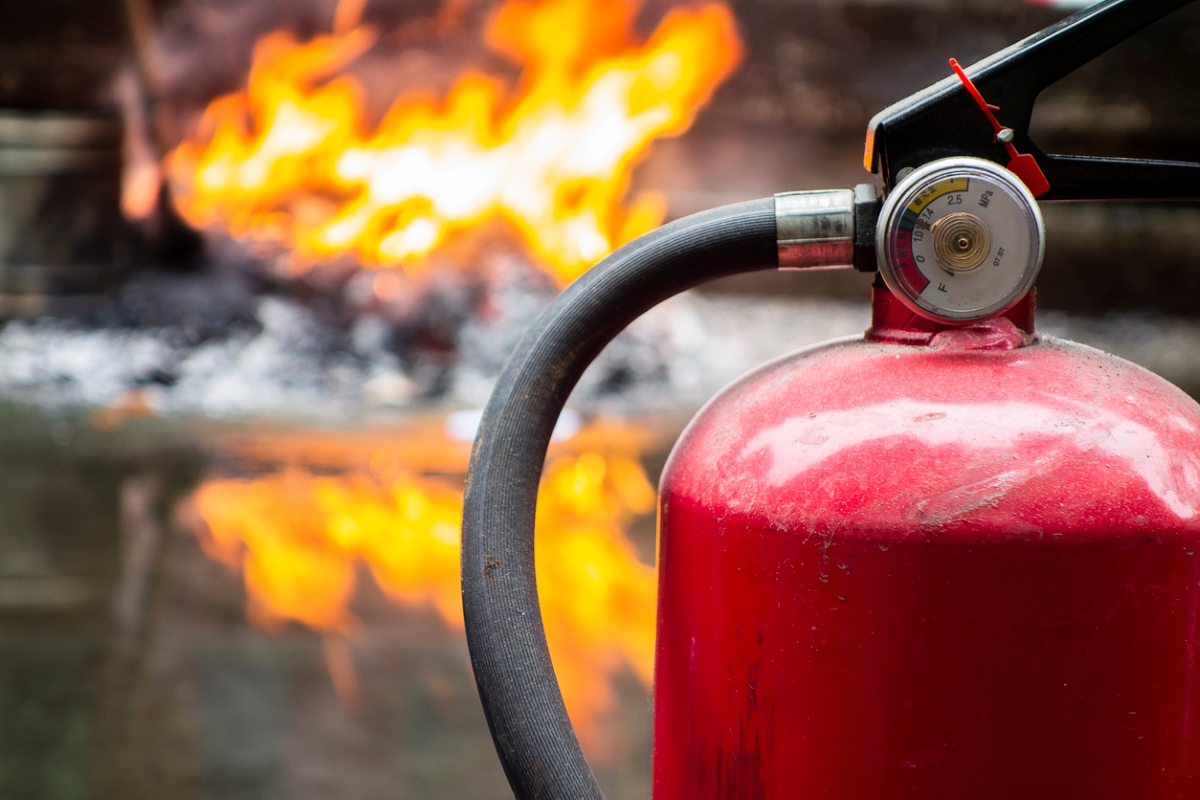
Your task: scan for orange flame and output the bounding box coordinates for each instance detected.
[192,423,657,744]
[167,0,742,282]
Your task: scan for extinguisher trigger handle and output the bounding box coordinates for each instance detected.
[775,184,880,271]
[866,0,1200,200]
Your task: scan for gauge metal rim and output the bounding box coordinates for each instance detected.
[875,156,1045,324]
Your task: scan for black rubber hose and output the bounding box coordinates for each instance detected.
[462,197,778,799]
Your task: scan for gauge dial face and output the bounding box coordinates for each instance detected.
[877,158,1044,323]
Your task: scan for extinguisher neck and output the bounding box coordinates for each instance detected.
[866,275,1036,348]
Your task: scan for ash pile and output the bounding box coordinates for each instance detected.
[0,256,874,420]
[5,256,1200,421]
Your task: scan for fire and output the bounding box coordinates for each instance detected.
[192,421,657,745]
[167,0,742,283]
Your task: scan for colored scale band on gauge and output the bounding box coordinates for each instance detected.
[893,177,971,293]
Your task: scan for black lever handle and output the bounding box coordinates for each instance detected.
[1038,154,1200,202]
[866,0,1200,199]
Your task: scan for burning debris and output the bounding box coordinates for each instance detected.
[0,0,777,421]
[166,0,742,283]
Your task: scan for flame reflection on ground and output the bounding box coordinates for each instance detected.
[166,0,742,283]
[191,418,658,750]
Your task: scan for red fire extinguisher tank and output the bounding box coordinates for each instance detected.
[654,287,1200,799]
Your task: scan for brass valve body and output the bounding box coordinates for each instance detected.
[930,212,992,273]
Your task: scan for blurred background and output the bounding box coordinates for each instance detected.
[0,0,1197,797]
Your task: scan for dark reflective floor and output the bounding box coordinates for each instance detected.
[0,405,655,800]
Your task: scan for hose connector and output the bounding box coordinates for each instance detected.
[775,184,880,271]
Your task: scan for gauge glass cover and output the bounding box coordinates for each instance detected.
[877,157,1044,323]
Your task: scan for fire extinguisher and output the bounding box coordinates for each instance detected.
[462,0,1200,797]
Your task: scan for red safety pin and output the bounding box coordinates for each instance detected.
[950,58,1051,198]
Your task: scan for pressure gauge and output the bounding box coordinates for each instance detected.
[876,157,1044,324]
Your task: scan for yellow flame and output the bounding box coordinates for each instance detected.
[192,424,657,746]
[167,0,742,283]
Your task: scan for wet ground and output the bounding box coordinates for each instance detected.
[0,405,661,800]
